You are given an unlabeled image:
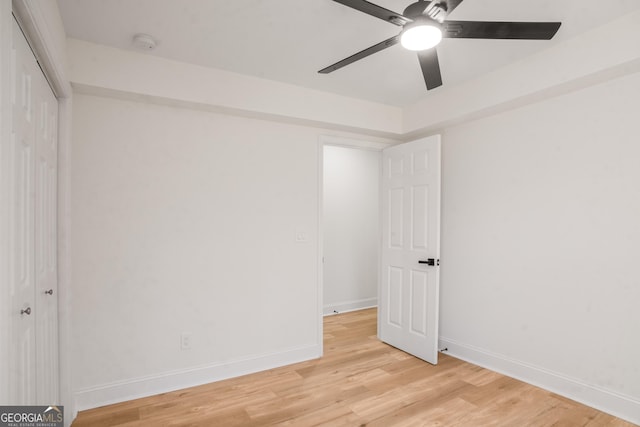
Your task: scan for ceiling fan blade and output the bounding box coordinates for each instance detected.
[417,49,443,90]
[443,21,561,39]
[331,0,410,26]
[318,35,400,74]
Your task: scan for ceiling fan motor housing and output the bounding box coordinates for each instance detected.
[403,1,448,22]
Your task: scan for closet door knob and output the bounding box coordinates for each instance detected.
[45,289,53,295]
[21,307,32,315]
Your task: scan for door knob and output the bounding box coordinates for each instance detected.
[45,289,53,295]
[418,258,440,266]
[21,307,31,315]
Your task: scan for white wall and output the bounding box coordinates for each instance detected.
[67,39,403,138]
[51,6,640,423]
[70,94,323,407]
[403,9,640,137]
[323,146,380,315]
[439,71,640,423]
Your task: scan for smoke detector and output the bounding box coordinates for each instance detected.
[132,33,157,51]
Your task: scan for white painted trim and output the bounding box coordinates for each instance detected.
[323,299,378,316]
[316,141,324,357]
[11,0,71,98]
[56,97,74,423]
[439,337,640,426]
[74,343,320,411]
[376,149,383,340]
[0,0,13,405]
[318,135,394,151]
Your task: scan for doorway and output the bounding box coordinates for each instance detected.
[322,143,382,316]
[319,135,442,365]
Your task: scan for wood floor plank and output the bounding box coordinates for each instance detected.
[72,309,635,426]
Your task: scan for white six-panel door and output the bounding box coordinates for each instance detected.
[10,16,37,404]
[9,17,59,405]
[33,35,59,404]
[380,136,441,364]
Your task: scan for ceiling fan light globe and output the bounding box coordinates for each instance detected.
[400,25,442,51]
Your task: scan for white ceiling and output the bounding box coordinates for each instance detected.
[56,0,640,107]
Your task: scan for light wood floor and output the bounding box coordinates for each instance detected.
[72,309,634,426]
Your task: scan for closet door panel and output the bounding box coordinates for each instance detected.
[34,68,59,404]
[10,17,37,405]
[9,16,59,405]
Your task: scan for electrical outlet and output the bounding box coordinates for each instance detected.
[180,333,192,350]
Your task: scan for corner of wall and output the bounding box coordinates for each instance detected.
[323,299,378,316]
[402,10,640,136]
[66,39,404,138]
[11,0,71,97]
[439,337,640,426]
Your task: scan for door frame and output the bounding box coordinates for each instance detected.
[1,0,73,418]
[317,135,394,355]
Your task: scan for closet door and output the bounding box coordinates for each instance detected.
[10,16,37,405]
[34,54,59,404]
[9,16,59,405]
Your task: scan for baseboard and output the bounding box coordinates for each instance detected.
[323,298,377,316]
[74,343,321,412]
[439,337,640,426]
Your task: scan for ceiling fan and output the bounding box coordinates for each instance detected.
[319,0,562,91]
